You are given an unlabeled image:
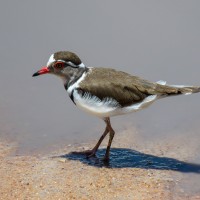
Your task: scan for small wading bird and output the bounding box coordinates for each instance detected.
[33,51,200,161]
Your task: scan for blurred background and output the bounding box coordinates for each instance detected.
[0,1,199,160]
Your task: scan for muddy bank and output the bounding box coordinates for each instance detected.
[0,130,200,200]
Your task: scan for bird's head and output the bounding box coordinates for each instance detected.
[32,51,86,83]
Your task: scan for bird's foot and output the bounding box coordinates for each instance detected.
[71,149,96,158]
[102,155,110,162]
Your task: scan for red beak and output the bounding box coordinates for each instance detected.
[32,66,50,77]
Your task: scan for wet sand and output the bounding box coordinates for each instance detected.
[1,129,200,200]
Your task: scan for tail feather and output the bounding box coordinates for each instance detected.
[156,80,200,95]
[171,85,200,95]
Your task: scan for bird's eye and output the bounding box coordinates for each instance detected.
[54,62,65,69]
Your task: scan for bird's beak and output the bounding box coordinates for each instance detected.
[32,66,50,77]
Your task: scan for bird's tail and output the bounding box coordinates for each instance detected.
[170,85,200,95]
[156,80,200,96]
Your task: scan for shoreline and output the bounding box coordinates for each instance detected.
[0,132,200,199]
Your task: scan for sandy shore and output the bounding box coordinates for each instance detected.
[0,129,200,200]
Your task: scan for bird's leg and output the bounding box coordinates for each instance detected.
[72,118,109,157]
[86,123,109,158]
[103,118,115,161]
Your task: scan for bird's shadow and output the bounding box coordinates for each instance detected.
[56,148,200,173]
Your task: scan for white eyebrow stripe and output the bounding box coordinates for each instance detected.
[67,61,77,68]
[57,60,66,62]
[54,60,77,68]
[57,60,80,68]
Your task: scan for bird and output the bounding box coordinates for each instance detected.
[33,51,200,161]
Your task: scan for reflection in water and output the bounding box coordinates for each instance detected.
[58,148,200,172]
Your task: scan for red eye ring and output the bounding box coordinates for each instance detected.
[54,62,65,69]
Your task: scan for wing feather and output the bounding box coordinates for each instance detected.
[78,68,156,106]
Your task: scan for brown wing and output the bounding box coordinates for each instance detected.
[78,67,200,107]
[78,68,159,107]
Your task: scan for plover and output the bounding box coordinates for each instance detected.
[33,51,200,161]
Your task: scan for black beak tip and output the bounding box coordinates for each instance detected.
[32,72,39,77]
